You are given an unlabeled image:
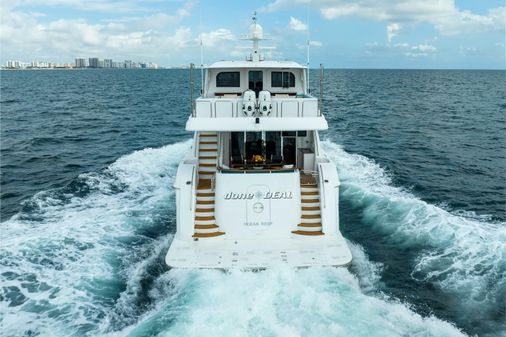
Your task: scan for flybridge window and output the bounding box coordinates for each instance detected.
[271,72,295,88]
[216,72,240,87]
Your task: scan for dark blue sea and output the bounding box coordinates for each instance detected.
[1,69,505,337]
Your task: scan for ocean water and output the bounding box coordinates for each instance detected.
[1,69,505,337]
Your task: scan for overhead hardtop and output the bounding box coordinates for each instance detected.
[207,60,305,70]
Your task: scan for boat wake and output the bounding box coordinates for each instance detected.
[0,140,191,336]
[109,251,465,337]
[1,140,502,336]
[322,140,506,336]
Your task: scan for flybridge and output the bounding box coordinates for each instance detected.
[186,63,327,129]
[186,12,326,131]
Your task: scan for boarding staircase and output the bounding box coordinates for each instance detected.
[292,174,324,236]
[193,132,225,238]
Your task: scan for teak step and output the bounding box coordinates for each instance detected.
[195,208,215,213]
[193,231,225,238]
[200,134,217,137]
[292,230,324,236]
[196,200,214,205]
[197,192,214,197]
[200,163,216,167]
[197,180,212,190]
[302,214,321,219]
[195,215,215,221]
[199,156,217,160]
[302,206,320,211]
[199,149,216,152]
[199,141,217,145]
[301,199,320,204]
[301,191,319,195]
[299,223,322,227]
[300,174,317,185]
[194,224,219,230]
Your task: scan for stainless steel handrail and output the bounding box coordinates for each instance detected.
[194,96,319,118]
[190,63,195,117]
[190,166,195,211]
[218,167,296,174]
[319,64,324,117]
[318,164,326,209]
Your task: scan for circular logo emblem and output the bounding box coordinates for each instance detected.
[253,202,264,213]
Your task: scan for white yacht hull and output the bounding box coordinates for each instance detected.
[165,138,353,269]
[166,233,352,269]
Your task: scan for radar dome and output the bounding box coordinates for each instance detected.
[249,23,263,40]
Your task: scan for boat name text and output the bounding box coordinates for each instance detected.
[224,192,293,200]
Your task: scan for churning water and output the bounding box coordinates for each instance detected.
[1,69,505,337]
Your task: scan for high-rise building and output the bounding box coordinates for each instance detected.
[88,57,99,68]
[7,60,22,68]
[124,60,132,69]
[75,58,86,68]
[103,59,113,68]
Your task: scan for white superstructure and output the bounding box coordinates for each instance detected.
[165,14,352,268]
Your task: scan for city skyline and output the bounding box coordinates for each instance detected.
[1,1,505,69]
[3,56,162,69]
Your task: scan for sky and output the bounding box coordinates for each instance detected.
[1,0,505,69]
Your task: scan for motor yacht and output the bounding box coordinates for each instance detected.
[165,14,352,268]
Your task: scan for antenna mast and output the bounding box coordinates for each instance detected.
[200,37,204,93]
[248,11,263,62]
[199,9,204,94]
[306,4,310,93]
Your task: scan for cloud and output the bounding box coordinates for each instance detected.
[1,10,195,59]
[261,0,505,36]
[1,0,194,14]
[459,46,478,56]
[405,44,437,57]
[366,41,437,58]
[0,0,207,63]
[296,40,323,49]
[199,28,235,48]
[411,44,436,53]
[387,23,401,42]
[288,16,308,32]
[2,0,145,13]
[434,6,506,35]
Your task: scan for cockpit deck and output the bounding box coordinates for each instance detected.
[214,130,318,174]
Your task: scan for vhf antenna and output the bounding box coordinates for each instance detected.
[306,4,310,93]
[200,7,204,94]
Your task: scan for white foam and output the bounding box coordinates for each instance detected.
[347,240,384,294]
[115,266,466,337]
[322,141,506,326]
[0,140,192,336]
